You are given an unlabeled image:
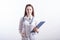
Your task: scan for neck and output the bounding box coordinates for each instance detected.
[27,15,32,18]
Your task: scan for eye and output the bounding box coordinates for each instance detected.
[30,9,31,10]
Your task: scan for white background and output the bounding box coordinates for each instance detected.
[0,0,60,40]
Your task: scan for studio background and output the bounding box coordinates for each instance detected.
[0,0,60,40]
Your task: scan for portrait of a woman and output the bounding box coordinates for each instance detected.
[19,4,39,40]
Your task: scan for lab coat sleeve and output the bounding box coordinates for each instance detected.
[19,18,24,34]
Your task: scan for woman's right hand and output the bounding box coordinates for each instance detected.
[21,32,26,37]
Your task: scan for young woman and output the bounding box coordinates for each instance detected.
[19,4,39,40]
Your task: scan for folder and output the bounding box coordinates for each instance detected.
[31,21,45,33]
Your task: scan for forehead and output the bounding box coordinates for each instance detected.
[26,6,32,9]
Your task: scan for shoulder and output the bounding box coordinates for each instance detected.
[19,17,24,23]
[33,16,37,22]
[20,16,27,22]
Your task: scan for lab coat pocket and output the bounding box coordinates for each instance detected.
[30,32,37,40]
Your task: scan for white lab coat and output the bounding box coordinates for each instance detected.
[19,16,38,40]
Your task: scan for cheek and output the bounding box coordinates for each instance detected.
[26,9,28,13]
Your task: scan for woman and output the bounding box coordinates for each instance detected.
[19,4,39,40]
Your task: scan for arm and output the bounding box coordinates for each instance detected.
[19,18,23,34]
[19,18,26,37]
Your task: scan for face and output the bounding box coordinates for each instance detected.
[26,6,33,16]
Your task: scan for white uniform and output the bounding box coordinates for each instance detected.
[19,16,38,40]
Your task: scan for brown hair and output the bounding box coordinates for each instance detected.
[24,4,34,17]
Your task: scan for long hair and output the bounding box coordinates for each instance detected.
[24,4,34,17]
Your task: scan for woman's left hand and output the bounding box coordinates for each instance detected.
[33,27,39,33]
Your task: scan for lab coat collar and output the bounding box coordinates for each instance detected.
[24,15,33,20]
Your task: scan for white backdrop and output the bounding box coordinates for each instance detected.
[0,0,60,40]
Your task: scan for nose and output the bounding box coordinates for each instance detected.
[28,9,30,13]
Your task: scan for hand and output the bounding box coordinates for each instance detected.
[21,32,26,37]
[33,27,39,33]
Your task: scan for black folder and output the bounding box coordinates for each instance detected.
[31,21,45,33]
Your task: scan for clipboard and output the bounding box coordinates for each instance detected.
[31,21,45,33]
